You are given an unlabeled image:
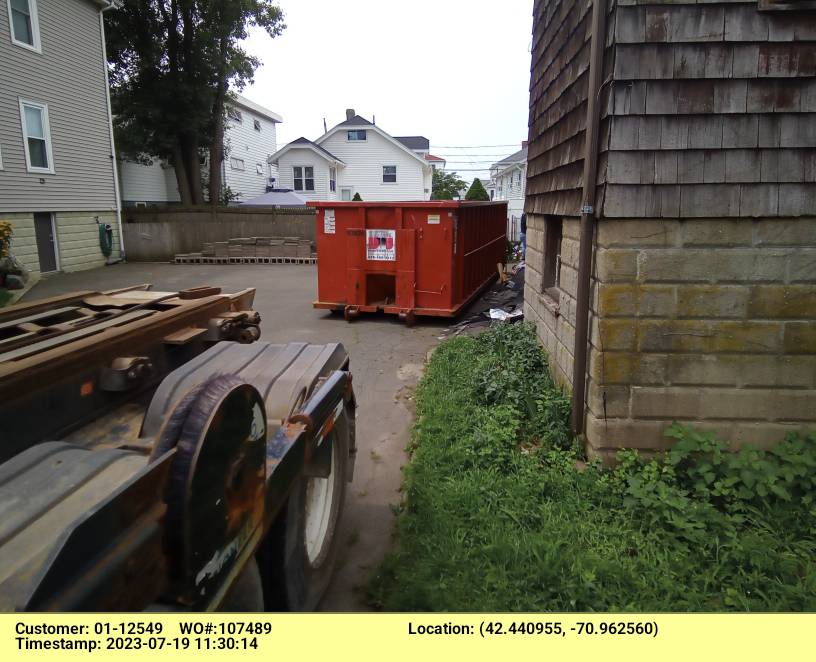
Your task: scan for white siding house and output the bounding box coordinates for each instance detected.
[490,142,527,236]
[119,93,281,205]
[0,0,123,274]
[270,110,432,202]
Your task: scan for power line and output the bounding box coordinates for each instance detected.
[431,143,522,148]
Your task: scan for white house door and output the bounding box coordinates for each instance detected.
[340,187,352,201]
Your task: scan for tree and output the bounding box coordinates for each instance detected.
[465,178,490,201]
[431,169,466,200]
[106,1,285,205]
[352,192,363,201]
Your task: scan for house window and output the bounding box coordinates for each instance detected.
[254,119,261,132]
[329,166,336,192]
[256,163,264,175]
[230,157,245,171]
[8,0,40,51]
[382,165,397,183]
[542,216,563,301]
[19,100,53,173]
[228,107,242,123]
[293,166,314,191]
[347,130,367,141]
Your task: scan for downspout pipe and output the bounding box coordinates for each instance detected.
[570,0,609,435]
[99,2,126,262]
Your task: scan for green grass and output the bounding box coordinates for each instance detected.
[367,322,816,611]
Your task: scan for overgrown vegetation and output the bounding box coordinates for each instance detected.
[368,322,816,611]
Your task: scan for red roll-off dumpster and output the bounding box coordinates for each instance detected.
[310,201,508,322]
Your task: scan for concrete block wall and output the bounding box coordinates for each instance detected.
[523,214,581,390]
[2,211,121,275]
[524,215,816,461]
[586,217,816,461]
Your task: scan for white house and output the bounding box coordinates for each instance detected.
[119,93,281,205]
[490,141,527,237]
[270,110,433,202]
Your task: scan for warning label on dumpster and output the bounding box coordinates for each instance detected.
[366,229,396,261]
[324,209,335,234]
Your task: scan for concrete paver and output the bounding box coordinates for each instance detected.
[25,262,444,611]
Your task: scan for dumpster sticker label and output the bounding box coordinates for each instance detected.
[427,214,440,225]
[324,209,336,234]
[366,229,396,261]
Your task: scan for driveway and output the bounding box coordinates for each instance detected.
[25,262,443,611]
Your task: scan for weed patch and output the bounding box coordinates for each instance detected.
[368,322,816,611]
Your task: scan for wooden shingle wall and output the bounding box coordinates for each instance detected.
[526,0,816,219]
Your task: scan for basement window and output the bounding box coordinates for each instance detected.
[542,216,562,303]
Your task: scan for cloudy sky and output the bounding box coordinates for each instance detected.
[241,0,534,181]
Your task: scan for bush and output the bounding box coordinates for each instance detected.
[368,322,816,611]
[352,192,363,201]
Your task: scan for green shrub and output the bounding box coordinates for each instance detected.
[465,178,490,201]
[368,322,816,611]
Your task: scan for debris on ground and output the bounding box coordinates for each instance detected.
[438,262,525,339]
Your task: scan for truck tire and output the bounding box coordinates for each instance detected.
[259,406,351,611]
[219,559,265,612]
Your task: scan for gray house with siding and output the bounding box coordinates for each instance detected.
[524,0,816,461]
[0,0,122,275]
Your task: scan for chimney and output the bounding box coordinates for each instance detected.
[345,108,355,121]
[522,140,528,148]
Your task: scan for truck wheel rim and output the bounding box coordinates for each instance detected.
[304,440,336,565]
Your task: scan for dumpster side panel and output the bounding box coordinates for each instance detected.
[458,203,508,309]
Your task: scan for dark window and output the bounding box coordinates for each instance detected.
[228,108,242,122]
[382,165,397,183]
[10,0,35,46]
[329,167,336,192]
[254,119,261,131]
[542,216,562,300]
[347,130,367,141]
[294,166,314,191]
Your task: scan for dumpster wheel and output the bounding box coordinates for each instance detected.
[258,403,352,611]
[343,305,359,322]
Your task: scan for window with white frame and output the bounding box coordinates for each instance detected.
[8,0,40,51]
[256,163,263,175]
[227,107,242,123]
[253,119,261,132]
[293,166,314,191]
[347,130,366,141]
[230,157,245,171]
[329,166,336,192]
[382,165,397,183]
[19,100,53,173]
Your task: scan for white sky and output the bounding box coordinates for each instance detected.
[241,0,534,182]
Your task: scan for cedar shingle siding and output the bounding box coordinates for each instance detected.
[527,0,816,219]
[525,0,816,459]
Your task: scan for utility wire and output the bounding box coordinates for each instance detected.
[431,143,521,148]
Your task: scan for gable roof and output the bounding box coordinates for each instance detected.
[232,94,283,123]
[494,146,528,167]
[318,121,431,168]
[333,115,374,128]
[425,154,445,162]
[395,136,430,151]
[268,137,345,165]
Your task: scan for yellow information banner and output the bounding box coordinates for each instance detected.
[2,614,813,661]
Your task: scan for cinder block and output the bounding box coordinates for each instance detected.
[699,388,814,422]
[788,250,816,283]
[665,354,814,388]
[595,248,639,282]
[638,319,781,353]
[585,415,673,452]
[731,422,812,451]
[597,219,680,248]
[597,283,637,317]
[587,381,631,418]
[591,351,668,385]
[593,318,637,351]
[681,219,753,246]
[784,322,816,353]
[748,285,816,319]
[638,284,677,317]
[677,285,749,318]
[638,248,787,283]
[754,218,816,246]
[631,386,702,419]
